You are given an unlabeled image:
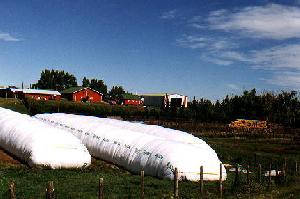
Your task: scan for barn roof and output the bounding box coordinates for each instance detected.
[140,93,167,97]
[61,87,102,95]
[121,93,141,100]
[10,89,61,95]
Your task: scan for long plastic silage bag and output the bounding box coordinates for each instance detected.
[36,113,226,181]
[0,107,91,168]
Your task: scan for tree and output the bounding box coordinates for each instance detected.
[109,86,125,101]
[90,79,107,94]
[33,69,77,91]
[82,77,107,94]
[82,77,90,87]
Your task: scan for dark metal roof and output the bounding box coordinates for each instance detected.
[61,87,102,95]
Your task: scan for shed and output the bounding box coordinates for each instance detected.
[61,87,102,103]
[121,93,143,106]
[141,93,188,108]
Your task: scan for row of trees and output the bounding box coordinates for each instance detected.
[185,89,300,127]
[32,69,126,101]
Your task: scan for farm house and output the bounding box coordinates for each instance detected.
[36,113,226,181]
[141,93,188,108]
[61,87,103,103]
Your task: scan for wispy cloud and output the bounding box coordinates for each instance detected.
[173,4,300,88]
[176,35,236,51]
[160,9,177,20]
[251,44,300,70]
[206,4,300,40]
[265,72,300,89]
[227,83,241,90]
[0,32,20,41]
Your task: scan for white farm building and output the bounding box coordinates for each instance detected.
[141,93,188,108]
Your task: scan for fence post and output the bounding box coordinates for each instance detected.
[99,178,104,199]
[284,157,287,176]
[200,166,204,197]
[246,165,250,185]
[282,163,286,184]
[174,168,179,199]
[234,165,239,186]
[46,181,55,199]
[9,181,16,199]
[295,161,298,176]
[258,164,262,183]
[141,171,145,199]
[219,163,223,198]
[268,163,272,190]
[275,164,279,184]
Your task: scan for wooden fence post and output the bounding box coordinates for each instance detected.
[234,165,239,186]
[219,163,223,198]
[174,168,179,199]
[295,161,298,176]
[200,166,204,197]
[99,178,104,199]
[46,181,54,199]
[275,164,279,184]
[284,157,287,176]
[246,165,250,185]
[282,163,286,184]
[141,171,145,199]
[268,163,272,190]
[258,164,262,183]
[9,181,16,199]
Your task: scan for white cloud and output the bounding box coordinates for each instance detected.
[201,55,233,66]
[265,72,300,89]
[251,44,300,70]
[207,4,300,40]
[0,32,20,41]
[176,35,236,51]
[160,10,177,19]
[227,83,241,90]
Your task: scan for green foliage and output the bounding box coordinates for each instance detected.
[0,98,29,114]
[109,86,125,101]
[24,98,147,118]
[188,89,300,127]
[82,77,108,94]
[32,69,77,91]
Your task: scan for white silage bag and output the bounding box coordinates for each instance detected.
[36,113,226,181]
[0,107,91,168]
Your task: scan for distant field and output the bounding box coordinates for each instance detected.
[0,97,299,198]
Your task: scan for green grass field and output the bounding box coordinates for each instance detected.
[0,98,299,198]
[0,98,29,114]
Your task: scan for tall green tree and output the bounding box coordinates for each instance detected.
[81,77,107,94]
[82,77,90,87]
[109,86,125,101]
[33,69,77,91]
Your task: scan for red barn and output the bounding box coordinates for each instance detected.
[61,87,103,103]
[1,88,61,100]
[121,93,143,106]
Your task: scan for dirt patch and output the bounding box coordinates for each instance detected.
[0,148,21,164]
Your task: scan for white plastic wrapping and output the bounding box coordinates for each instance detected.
[36,113,226,181]
[0,108,91,168]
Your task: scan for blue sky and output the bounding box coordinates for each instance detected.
[1,0,300,100]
